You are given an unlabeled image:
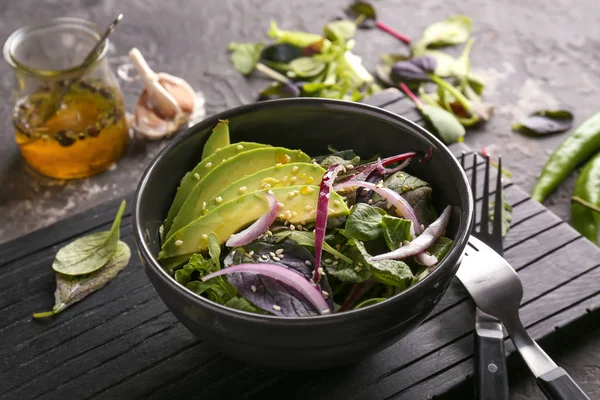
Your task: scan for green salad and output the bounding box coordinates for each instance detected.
[158,120,453,317]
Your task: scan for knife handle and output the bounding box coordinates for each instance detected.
[537,367,590,400]
[476,334,509,399]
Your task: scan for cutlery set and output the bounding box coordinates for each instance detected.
[458,153,589,400]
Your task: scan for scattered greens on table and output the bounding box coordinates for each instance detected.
[33,201,131,319]
[157,120,454,317]
[227,8,492,145]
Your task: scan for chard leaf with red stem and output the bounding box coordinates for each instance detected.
[345,1,411,44]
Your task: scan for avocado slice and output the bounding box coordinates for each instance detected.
[164,142,269,233]
[159,185,350,260]
[206,162,325,210]
[167,147,311,239]
[201,119,230,160]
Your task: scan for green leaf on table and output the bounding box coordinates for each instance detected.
[451,38,475,82]
[390,56,437,83]
[421,104,466,144]
[52,200,126,276]
[324,20,357,42]
[268,21,324,48]
[33,241,131,319]
[512,110,574,136]
[338,51,375,86]
[381,215,413,250]
[289,57,327,78]
[346,1,378,28]
[419,49,456,77]
[412,15,472,52]
[344,203,387,241]
[228,42,265,75]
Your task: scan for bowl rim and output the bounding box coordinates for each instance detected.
[133,97,474,326]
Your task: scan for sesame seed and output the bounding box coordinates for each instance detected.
[205,162,212,168]
[222,158,226,162]
[290,176,297,182]
[290,225,296,231]
[284,154,291,162]
[284,220,289,225]
[276,163,283,169]
[273,304,281,311]
[251,285,257,292]
[318,267,325,276]
[288,191,295,199]
[334,200,341,206]
[216,147,221,151]
[376,183,384,189]
[276,249,284,255]
[283,175,289,182]
[277,202,285,209]
[324,258,332,264]
[175,240,184,246]
[292,166,299,173]
[306,177,314,184]
[278,213,285,218]
[403,240,411,246]
[270,252,276,257]
[264,183,272,189]
[304,205,313,211]
[328,208,335,213]
[266,230,273,236]
[201,234,208,239]
[237,144,244,150]
[291,211,298,217]
[346,164,354,169]
[354,266,362,272]
[239,186,247,193]
[273,256,281,261]
[267,189,274,196]
[194,173,200,180]
[202,201,207,210]
[368,199,373,204]
[332,261,339,266]
[261,254,269,260]
[248,251,254,257]
[216,196,223,203]
[421,224,425,231]
[305,260,312,266]
[322,290,329,299]
[311,209,317,214]
[313,161,319,167]
[358,262,363,267]
[300,173,307,179]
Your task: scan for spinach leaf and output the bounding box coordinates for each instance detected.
[268,21,324,47]
[420,50,456,77]
[422,104,466,144]
[52,200,126,276]
[381,215,412,250]
[224,296,269,314]
[325,239,373,282]
[451,38,474,82]
[427,237,453,260]
[344,203,387,241]
[354,297,386,309]
[184,251,237,304]
[413,15,472,52]
[371,259,413,288]
[512,110,574,136]
[174,263,196,285]
[186,280,235,304]
[319,155,361,169]
[33,241,131,319]
[274,230,353,263]
[228,42,265,75]
[324,20,357,42]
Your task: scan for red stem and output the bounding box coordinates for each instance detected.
[375,20,411,44]
[340,280,378,311]
[399,83,424,109]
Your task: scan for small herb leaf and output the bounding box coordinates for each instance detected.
[344,203,387,241]
[261,43,304,64]
[421,104,466,144]
[381,215,413,250]
[390,56,437,83]
[288,57,327,78]
[512,110,574,136]
[228,42,265,75]
[414,15,472,50]
[346,1,377,28]
[52,200,126,276]
[33,241,131,319]
[324,20,357,42]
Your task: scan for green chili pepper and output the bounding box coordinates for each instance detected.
[532,111,600,202]
[571,152,600,242]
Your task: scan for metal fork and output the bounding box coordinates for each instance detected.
[457,236,590,400]
[460,153,509,400]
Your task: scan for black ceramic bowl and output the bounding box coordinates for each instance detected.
[133,98,473,369]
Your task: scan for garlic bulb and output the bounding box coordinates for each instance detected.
[129,48,196,140]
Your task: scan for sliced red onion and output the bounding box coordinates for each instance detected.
[335,180,422,235]
[313,164,344,283]
[371,206,451,261]
[226,193,277,247]
[338,152,418,184]
[376,157,413,175]
[415,251,438,267]
[202,263,331,315]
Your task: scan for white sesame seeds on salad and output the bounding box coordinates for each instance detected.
[201,234,208,239]
[202,201,207,210]
[277,202,285,209]
[175,240,183,246]
[275,249,284,255]
[305,260,312,266]
[346,164,354,169]
[267,189,274,196]
[290,176,297,182]
[273,256,281,261]
[276,163,283,169]
[318,267,325,276]
[239,186,247,193]
[272,304,282,311]
[205,162,212,168]
[248,251,254,257]
[251,285,257,292]
[287,191,295,199]
[334,200,341,206]
[321,291,329,299]
[215,196,223,203]
[304,205,313,211]
[368,199,373,204]
[290,224,296,231]
[194,173,200,180]
[237,144,244,150]
[300,173,307,179]
[284,154,291,162]
[292,166,299,173]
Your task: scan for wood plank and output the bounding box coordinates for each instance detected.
[362,88,405,108]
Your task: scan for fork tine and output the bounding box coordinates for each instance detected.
[470,154,478,202]
[492,156,504,236]
[460,151,466,169]
[480,155,491,234]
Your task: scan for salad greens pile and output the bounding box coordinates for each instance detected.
[158,121,454,317]
[227,2,493,145]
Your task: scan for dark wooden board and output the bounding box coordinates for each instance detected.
[1,94,599,400]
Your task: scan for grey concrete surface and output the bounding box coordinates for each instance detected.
[0,1,598,398]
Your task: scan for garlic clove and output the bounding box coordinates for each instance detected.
[129,48,196,139]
